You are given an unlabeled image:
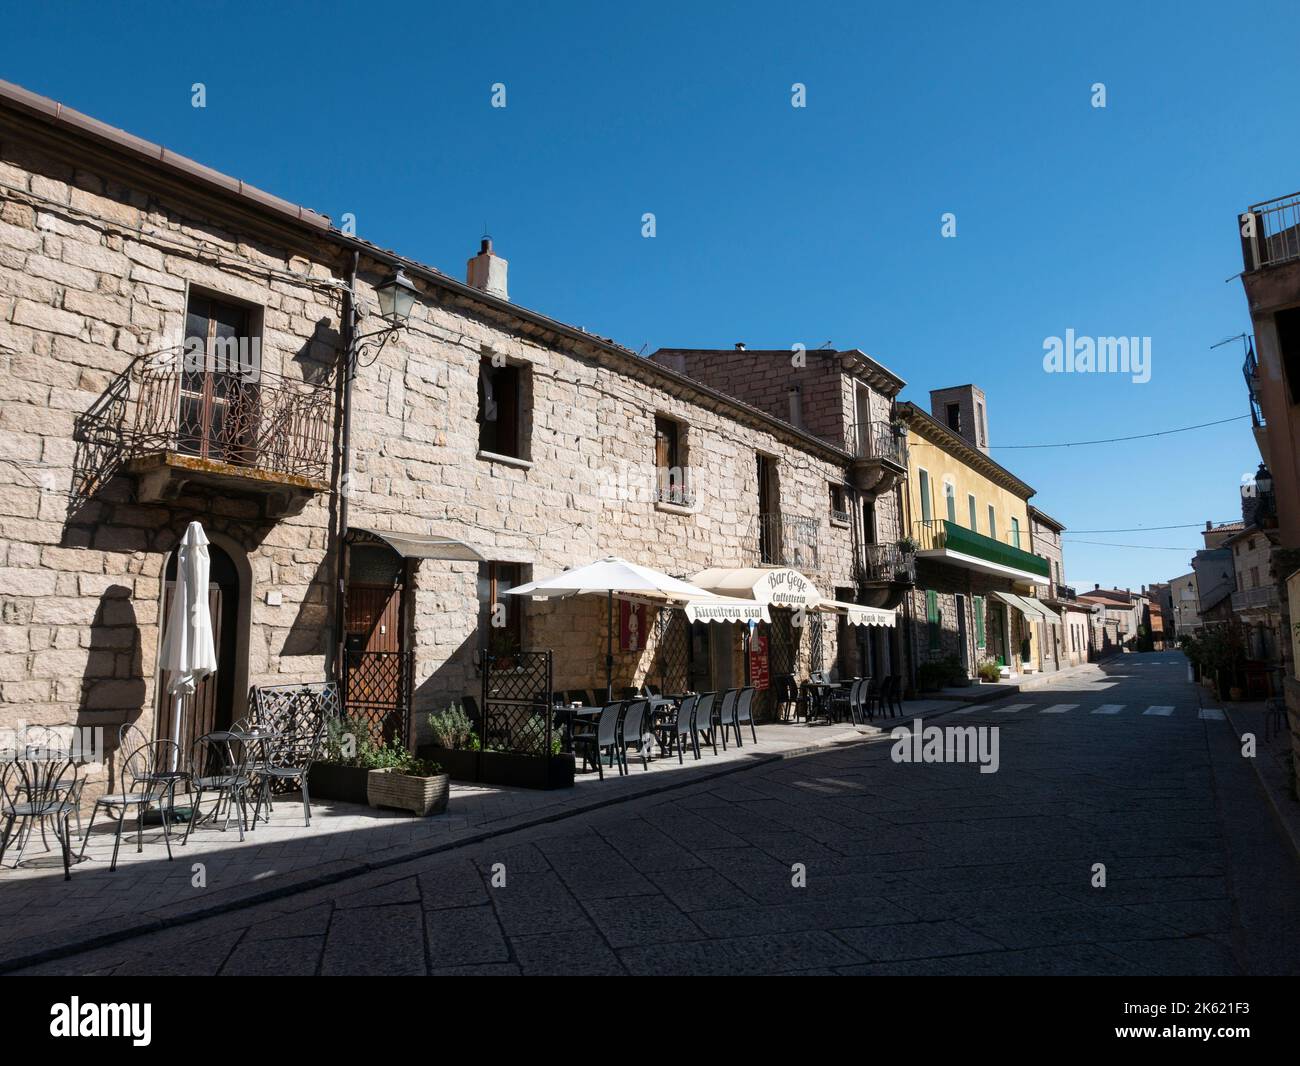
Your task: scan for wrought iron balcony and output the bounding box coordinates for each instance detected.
[123,360,332,515]
[855,542,917,585]
[747,512,819,569]
[1241,192,1300,272]
[914,519,1050,581]
[846,420,907,496]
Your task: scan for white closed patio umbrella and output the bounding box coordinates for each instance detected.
[507,556,714,703]
[160,521,218,767]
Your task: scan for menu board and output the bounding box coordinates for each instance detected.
[749,632,770,691]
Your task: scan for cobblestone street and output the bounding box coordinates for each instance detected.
[19,654,1300,976]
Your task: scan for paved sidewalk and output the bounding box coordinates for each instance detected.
[1222,699,1300,862]
[0,705,961,972]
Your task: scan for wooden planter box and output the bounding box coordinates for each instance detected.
[415,746,575,790]
[366,768,450,816]
[308,762,370,805]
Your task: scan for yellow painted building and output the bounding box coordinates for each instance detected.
[896,398,1052,682]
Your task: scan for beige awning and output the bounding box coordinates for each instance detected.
[690,567,821,608]
[816,599,896,627]
[353,528,485,562]
[682,596,771,625]
[993,590,1060,626]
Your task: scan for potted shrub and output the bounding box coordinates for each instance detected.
[417,704,482,781]
[976,657,1001,683]
[366,749,449,817]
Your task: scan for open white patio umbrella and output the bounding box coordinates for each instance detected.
[159,521,218,767]
[507,556,715,702]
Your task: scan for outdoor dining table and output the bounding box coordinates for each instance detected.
[554,705,602,753]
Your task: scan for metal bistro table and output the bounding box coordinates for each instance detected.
[555,705,603,754]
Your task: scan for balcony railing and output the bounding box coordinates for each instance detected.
[847,421,908,466]
[750,512,819,569]
[129,362,332,482]
[1242,192,1300,271]
[914,519,1051,579]
[654,468,696,508]
[1034,582,1076,602]
[855,542,917,584]
[1231,585,1279,611]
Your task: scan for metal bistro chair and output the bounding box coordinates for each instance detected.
[183,732,251,844]
[693,691,718,757]
[252,720,324,828]
[573,702,623,779]
[734,686,757,745]
[1,755,80,880]
[80,740,178,872]
[668,694,700,763]
[619,699,653,772]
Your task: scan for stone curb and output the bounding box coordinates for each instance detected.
[0,719,920,974]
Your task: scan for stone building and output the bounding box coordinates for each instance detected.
[1028,504,1073,672]
[0,79,904,801]
[649,346,914,681]
[896,388,1053,683]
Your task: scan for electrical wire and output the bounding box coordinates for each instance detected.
[1065,521,1239,533]
[992,415,1249,449]
[1062,539,1199,551]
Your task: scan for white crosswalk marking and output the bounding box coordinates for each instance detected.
[952,706,978,714]
[1091,704,1124,715]
[1143,705,1174,716]
[1040,704,1078,714]
[992,703,1030,714]
[1199,708,1225,720]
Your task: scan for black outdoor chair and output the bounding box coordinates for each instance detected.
[735,686,757,744]
[667,694,700,763]
[1,754,80,880]
[693,692,717,757]
[251,720,324,828]
[573,702,623,779]
[775,675,800,722]
[833,679,863,726]
[715,689,740,750]
[565,689,594,707]
[80,740,177,872]
[883,676,902,718]
[619,686,640,701]
[183,732,251,844]
[619,700,652,771]
[863,677,882,720]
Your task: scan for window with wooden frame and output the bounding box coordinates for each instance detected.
[478,562,524,658]
[829,482,848,524]
[180,292,261,465]
[478,356,526,459]
[654,415,691,504]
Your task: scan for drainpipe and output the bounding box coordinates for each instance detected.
[334,250,360,686]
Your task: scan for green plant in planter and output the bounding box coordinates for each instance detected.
[323,715,365,765]
[976,657,1001,682]
[428,704,477,750]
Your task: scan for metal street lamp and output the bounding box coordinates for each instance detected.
[375,268,418,325]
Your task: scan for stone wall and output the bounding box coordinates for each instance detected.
[0,131,342,798]
[0,123,868,788]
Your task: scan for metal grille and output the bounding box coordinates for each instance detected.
[654,608,690,695]
[810,613,824,673]
[759,608,798,720]
[1243,195,1300,271]
[343,651,411,745]
[130,361,331,481]
[251,681,341,736]
[482,649,554,756]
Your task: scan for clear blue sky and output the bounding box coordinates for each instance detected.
[8,0,1296,590]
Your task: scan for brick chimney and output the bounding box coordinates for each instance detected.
[467,237,508,300]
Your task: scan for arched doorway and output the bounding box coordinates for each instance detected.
[156,542,241,748]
